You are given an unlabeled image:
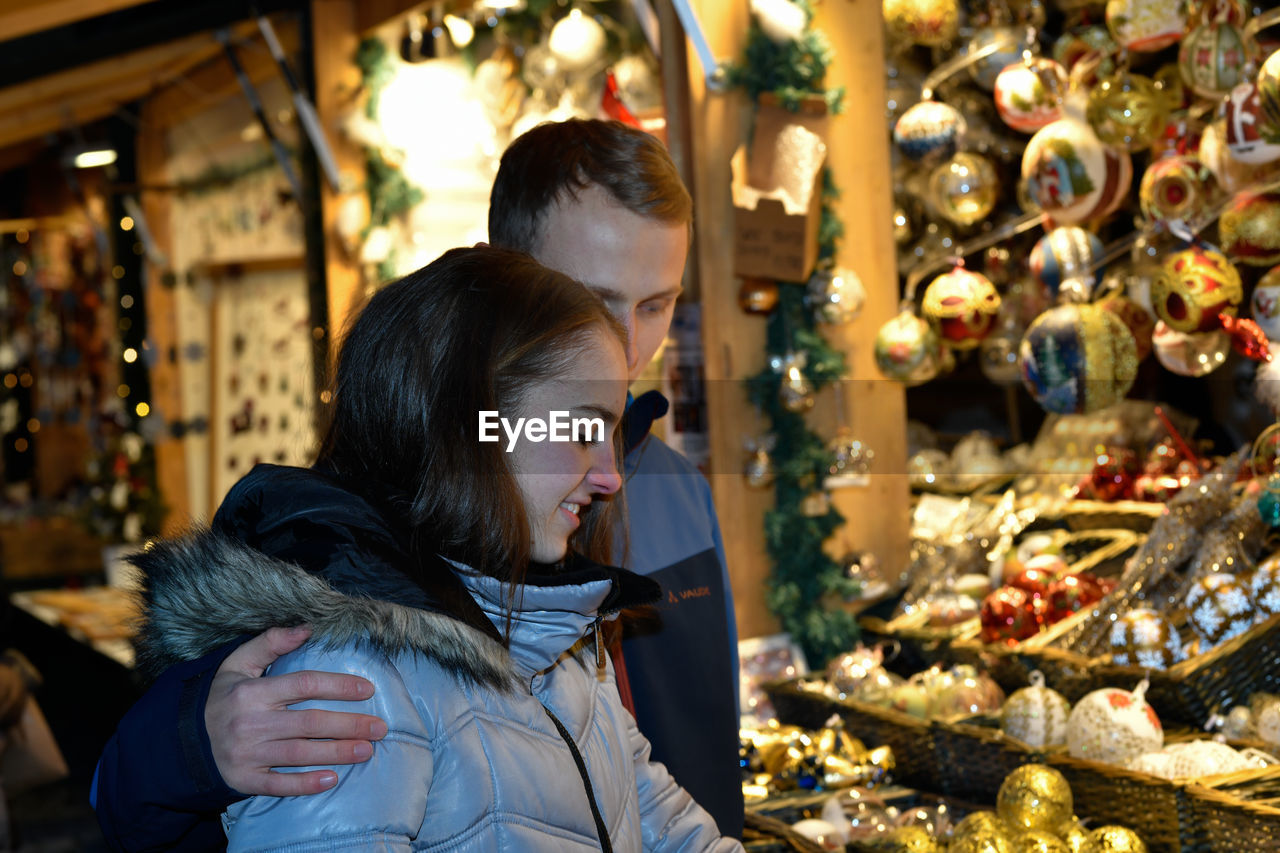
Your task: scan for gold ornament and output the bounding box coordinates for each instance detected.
[929,152,1000,226]
[1086,72,1167,151]
[737,278,779,315]
[882,824,943,852]
[996,764,1074,833]
[1081,825,1149,853]
[953,810,1011,842]
[883,0,959,47]
[1062,820,1092,853]
[1017,829,1071,853]
[950,831,1016,853]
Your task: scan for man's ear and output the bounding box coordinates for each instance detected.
[474,240,489,248]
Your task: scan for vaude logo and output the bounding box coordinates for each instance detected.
[478,411,605,451]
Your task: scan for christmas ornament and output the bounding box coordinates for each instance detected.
[1019,303,1139,415]
[548,9,607,72]
[893,100,968,164]
[826,431,874,487]
[980,323,1025,384]
[922,267,1002,350]
[928,153,1000,226]
[1022,117,1133,225]
[1250,265,1280,341]
[1178,22,1249,99]
[779,352,816,412]
[1099,295,1155,361]
[969,27,1025,91]
[1081,825,1148,853]
[1256,47,1280,131]
[1219,314,1272,360]
[1185,572,1254,646]
[1081,446,1140,501]
[1151,321,1229,376]
[893,204,914,244]
[882,0,960,48]
[826,646,890,696]
[876,309,944,384]
[1209,108,1280,195]
[1018,830,1070,853]
[750,0,808,45]
[1151,247,1243,333]
[1001,671,1071,748]
[1251,551,1280,616]
[1047,572,1105,623]
[808,267,866,324]
[1086,72,1167,151]
[1054,25,1118,81]
[1220,192,1280,266]
[1138,154,1219,226]
[927,592,980,627]
[738,278,780,314]
[744,435,776,488]
[791,818,843,847]
[1256,694,1280,745]
[981,585,1042,644]
[1009,565,1056,598]
[1128,739,1262,780]
[997,763,1073,834]
[995,58,1069,133]
[1105,0,1185,52]
[841,551,887,599]
[879,825,941,852]
[1109,608,1184,668]
[1066,682,1163,766]
[1218,83,1280,166]
[951,810,1009,843]
[1030,226,1105,301]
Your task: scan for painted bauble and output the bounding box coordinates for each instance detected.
[883,0,960,47]
[1047,572,1106,622]
[875,309,944,384]
[997,764,1073,834]
[1066,683,1163,765]
[1054,25,1118,82]
[1251,551,1280,617]
[1152,321,1229,376]
[1109,608,1183,668]
[1151,247,1242,333]
[922,267,1002,350]
[807,266,865,324]
[1224,83,1280,167]
[980,585,1042,645]
[1099,295,1155,361]
[1105,0,1185,53]
[894,100,967,164]
[1082,825,1149,853]
[928,152,999,226]
[1186,572,1254,646]
[547,9,607,72]
[1019,303,1138,415]
[1086,72,1167,152]
[1219,192,1280,267]
[1001,672,1071,748]
[1178,22,1249,99]
[1256,48,1280,133]
[1249,265,1280,341]
[969,27,1024,91]
[1031,226,1105,301]
[1022,118,1133,225]
[1138,154,1219,225]
[995,58,1069,133]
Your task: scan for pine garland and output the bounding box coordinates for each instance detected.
[731,4,859,667]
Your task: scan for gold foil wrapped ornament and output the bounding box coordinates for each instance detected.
[929,152,1000,226]
[952,810,1010,842]
[1086,72,1167,151]
[996,764,1074,834]
[1081,825,1149,853]
[1220,192,1280,267]
[881,825,942,852]
[1017,829,1071,853]
[883,0,959,48]
[951,811,1016,852]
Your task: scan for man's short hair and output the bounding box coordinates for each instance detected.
[488,118,693,253]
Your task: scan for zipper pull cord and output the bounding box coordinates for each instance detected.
[593,616,607,676]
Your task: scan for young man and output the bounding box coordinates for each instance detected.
[94,119,743,849]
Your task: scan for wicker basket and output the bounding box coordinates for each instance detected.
[1183,766,1280,852]
[742,812,826,853]
[764,679,941,792]
[1047,499,1167,533]
[1045,752,1192,852]
[930,716,1047,802]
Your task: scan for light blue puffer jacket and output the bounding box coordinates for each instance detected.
[135,532,741,853]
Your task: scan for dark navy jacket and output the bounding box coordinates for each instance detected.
[92,392,743,848]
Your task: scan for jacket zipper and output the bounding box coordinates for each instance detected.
[541,703,614,853]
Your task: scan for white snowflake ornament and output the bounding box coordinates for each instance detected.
[1186,572,1256,647]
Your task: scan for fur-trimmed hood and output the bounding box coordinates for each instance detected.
[133,527,659,692]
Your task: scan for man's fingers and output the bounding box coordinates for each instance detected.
[260,670,377,707]
[261,736,377,769]
[221,626,314,678]
[263,708,387,743]
[249,768,342,798]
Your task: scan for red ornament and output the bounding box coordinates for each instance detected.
[1046,573,1105,622]
[980,586,1042,645]
[1080,446,1138,500]
[1218,312,1272,361]
[1010,567,1054,598]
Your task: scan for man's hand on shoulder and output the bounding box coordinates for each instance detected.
[207,625,388,796]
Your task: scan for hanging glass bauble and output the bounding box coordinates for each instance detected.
[922,267,1002,350]
[1019,303,1139,414]
[1152,320,1229,376]
[1021,117,1133,225]
[738,278,780,315]
[778,352,816,412]
[893,204,914,245]
[1030,226,1105,302]
[875,309,944,384]
[1219,191,1280,267]
[928,152,1000,226]
[807,266,866,324]
[1105,0,1186,53]
[883,0,960,47]
[825,430,874,486]
[968,27,1024,91]
[1178,22,1249,99]
[994,58,1069,134]
[1085,72,1168,152]
[548,9,607,72]
[1138,154,1220,225]
[893,100,967,164]
[1151,246,1243,333]
[1224,82,1280,167]
[743,445,775,488]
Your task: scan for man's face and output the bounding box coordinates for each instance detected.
[533,184,688,383]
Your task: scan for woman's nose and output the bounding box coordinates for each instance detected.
[588,455,622,496]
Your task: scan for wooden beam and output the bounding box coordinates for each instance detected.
[354,0,435,35]
[0,74,160,152]
[0,0,156,43]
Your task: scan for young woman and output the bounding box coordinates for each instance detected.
[129,246,740,852]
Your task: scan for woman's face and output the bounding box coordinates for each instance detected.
[510,327,628,564]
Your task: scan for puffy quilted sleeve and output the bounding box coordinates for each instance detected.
[223,643,433,852]
[631,710,744,852]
